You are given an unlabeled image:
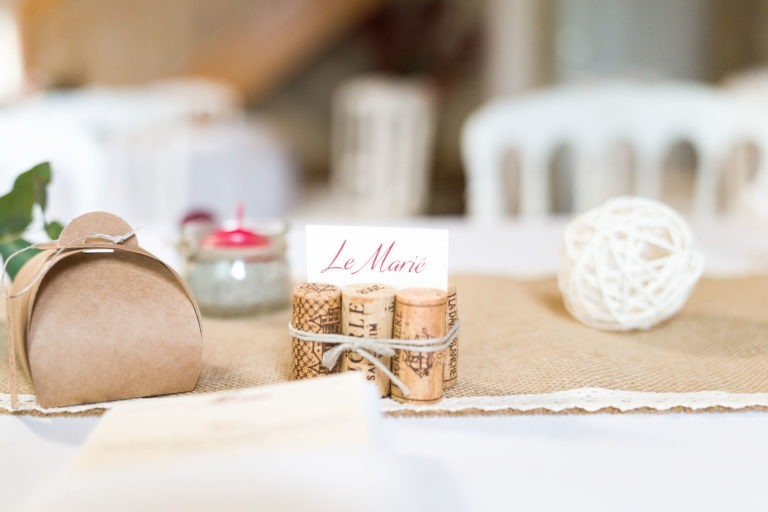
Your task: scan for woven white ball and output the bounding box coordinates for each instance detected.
[558,196,705,331]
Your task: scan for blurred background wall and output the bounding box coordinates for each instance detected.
[3,0,768,217]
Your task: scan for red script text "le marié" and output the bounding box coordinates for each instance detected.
[320,240,426,275]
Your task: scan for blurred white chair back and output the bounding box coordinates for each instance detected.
[95,113,297,225]
[462,81,768,220]
[161,119,297,222]
[332,75,435,217]
[721,68,768,220]
[0,115,105,223]
[0,79,297,227]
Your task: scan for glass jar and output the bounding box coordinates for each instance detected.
[183,220,290,316]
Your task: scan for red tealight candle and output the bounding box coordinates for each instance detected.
[201,204,268,249]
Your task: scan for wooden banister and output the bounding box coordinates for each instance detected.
[17,0,385,101]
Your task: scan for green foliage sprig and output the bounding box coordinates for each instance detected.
[0,162,63,280]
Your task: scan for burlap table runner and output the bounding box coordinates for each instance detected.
[3,274,768,416]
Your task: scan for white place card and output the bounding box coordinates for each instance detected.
[73,373,377,470]
[306,225,449,290]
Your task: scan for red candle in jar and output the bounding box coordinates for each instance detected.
[201,204,268,249]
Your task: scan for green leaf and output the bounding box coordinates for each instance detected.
[44,220,64,240]
[0,176,34,239]
[0,238,38,281]
[23,162,52,212]
[0,163,61,280]
[0,162,52,239]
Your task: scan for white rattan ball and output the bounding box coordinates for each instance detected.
[558,196,705,331]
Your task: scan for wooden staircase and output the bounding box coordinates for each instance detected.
[18,0,385,101]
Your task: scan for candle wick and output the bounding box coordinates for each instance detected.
[236,202,244,228]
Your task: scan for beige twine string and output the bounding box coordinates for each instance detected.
[1,229,137,410]
[288,322,460,396]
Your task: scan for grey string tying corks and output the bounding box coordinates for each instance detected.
[290,283,460,402]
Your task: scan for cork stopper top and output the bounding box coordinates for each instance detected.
[293,282,341,301]
[396,287,447,306]
[342,283,396,301]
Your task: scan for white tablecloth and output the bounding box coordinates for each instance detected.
[3,217,768,511]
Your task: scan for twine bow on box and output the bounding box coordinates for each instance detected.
[288,321,460,396]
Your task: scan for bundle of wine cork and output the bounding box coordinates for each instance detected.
[290,282,460,404]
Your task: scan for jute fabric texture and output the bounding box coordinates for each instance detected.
[3,275,768,416]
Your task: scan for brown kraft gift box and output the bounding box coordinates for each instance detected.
[6,212,203,408]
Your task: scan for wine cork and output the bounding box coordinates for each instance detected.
[291,283,341,379]
[443,283,459,388]
[391,288,447,404]
[341,283,395,397]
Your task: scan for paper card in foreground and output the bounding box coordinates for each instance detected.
[73,372,378,470]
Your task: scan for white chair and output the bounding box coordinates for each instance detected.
[331,75,435,217]
[0,79,297,227]
[720,68,768,220]
[462,81,768,220]
[0,114,105,224]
